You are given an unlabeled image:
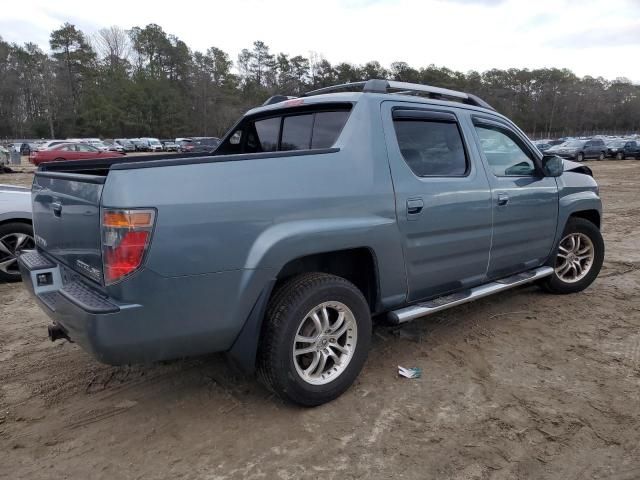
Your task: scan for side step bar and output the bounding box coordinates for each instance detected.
[388,266,554,324]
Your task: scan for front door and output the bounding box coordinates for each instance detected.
[382,102,493,301]
[470,116,559,279]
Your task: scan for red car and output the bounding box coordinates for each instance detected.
[30,142,125,166]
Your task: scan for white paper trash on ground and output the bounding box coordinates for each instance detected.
[398,366,422,379]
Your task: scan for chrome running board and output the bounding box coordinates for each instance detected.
[388,266,554,324]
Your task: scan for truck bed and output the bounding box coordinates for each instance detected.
[37,152,212,176]
[37,148,339,176]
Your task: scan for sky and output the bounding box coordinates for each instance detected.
[2,0,640,82]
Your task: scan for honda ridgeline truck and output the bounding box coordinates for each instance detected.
[19,80,604,406]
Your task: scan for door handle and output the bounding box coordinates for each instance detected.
[497,193,509,206]
[407,198,424,216]
[51,201,62,217]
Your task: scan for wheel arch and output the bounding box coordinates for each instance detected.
[0,216,33,227]
[275,247,380,313]
[227,246,381,375]
[570,209,600,229]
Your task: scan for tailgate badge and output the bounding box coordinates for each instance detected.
[35,234,47,248]
[76,260,102,282]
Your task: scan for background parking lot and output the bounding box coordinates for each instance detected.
[1,162,639,479]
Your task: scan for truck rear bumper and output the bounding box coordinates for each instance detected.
[19,250,147,364]
[19,250,268,365]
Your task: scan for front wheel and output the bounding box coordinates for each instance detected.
[598,152,605,161]
[616,152,624,160]
[540,218,604,294]
[577,152,585,162]
[258,273,371,406]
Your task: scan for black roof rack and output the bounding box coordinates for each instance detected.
[303,79,494,110]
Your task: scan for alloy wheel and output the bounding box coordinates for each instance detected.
[292,301,358,386]
[0,232,34,278]
[555,232,595,283]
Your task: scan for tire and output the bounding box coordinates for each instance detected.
[577,152,585,162]
[0,222,34,282]
[258,272,371,407]
[598,152,605,161]
[540,217,604,294]
[616,152,624,160]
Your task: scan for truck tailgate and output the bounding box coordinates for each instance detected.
[32,172,105,284]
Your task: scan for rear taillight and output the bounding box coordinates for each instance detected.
[101,208,156,285]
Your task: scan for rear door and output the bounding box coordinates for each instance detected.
[470,116,558,279]
[382,102,493,301]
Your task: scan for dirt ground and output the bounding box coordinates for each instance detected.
[1,161,639,480]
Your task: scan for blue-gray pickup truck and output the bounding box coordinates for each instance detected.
[19,80,604,406]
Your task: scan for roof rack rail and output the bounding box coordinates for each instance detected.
[303,79,494,110]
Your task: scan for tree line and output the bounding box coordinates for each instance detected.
[1,22,639,141]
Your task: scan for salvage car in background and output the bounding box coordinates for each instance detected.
[0,184,33,282]
[161,140,179,151]
[548,138,607,161]
[115,139,136,152]
[29,142,125,165]
[606,139,640,159]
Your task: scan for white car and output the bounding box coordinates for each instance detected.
[0,184,33,282]
[141,138,163,152]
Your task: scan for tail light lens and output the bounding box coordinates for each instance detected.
[102,208,156,285]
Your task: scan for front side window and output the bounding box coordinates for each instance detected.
[474,124,536,176]
[393,120,467,177]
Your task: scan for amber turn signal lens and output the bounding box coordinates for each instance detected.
[103,211,154,228]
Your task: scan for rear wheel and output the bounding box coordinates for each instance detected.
[598,152,605,161]
[258,272,371,406]
[577,152,585,162]
[0,222,34,282]
[540,218,604,294]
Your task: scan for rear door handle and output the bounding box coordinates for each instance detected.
[497,193,509,206]
[407,198,424,217]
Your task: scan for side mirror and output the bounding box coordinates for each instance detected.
[542,155,564,177]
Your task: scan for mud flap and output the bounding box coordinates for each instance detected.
[226,279,276,374]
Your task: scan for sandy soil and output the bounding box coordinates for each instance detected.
[1,162,639,479]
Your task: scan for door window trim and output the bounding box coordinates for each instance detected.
[391,107,472,178]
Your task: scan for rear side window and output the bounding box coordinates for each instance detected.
[393,120,467,176]
[281,114,314,151]
[216,106,351,155]
[253,117,280,152]
[312,111,351,148]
